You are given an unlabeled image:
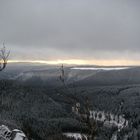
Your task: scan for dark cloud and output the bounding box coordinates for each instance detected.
[0,0,140,61]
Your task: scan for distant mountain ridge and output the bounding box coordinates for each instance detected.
[1,63,140,87]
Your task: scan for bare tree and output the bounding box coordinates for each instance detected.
[80,97,97,140]
[59,65,97,140]
[59,64,67,88]
[0,43,10,105]
[0,43,10,71]
[59,64,77,104]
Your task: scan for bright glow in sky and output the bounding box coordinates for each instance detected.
[8,59,140,66]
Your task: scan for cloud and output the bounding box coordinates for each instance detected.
[0,0,140,63]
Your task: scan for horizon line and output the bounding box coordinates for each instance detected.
[7,59,140,66]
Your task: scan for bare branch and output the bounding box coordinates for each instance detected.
[0,43,10,71]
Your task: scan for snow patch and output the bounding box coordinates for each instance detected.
[63,133,87,140]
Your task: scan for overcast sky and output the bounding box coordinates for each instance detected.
[0,0,140,65]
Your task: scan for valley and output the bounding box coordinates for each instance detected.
[0,63,140,140]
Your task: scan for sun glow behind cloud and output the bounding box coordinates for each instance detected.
[8,59,140,66]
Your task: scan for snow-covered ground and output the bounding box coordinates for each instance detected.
[90,110,128,131]
[66,109,129,140]
[63,133,87,140]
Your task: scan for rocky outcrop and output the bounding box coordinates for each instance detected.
[0,125,27,140]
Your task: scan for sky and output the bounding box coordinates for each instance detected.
[0,0,140,65]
